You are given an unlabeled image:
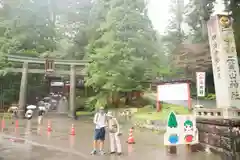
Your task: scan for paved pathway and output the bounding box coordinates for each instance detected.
[0,116,221,160]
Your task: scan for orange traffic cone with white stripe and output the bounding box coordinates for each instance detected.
[70,124,75,135]
[127,127,135,144]
[47,120,52,132]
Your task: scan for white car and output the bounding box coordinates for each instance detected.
[194,104,204,108]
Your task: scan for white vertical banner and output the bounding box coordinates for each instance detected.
[196,72,206,97]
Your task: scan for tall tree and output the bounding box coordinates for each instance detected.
[223,0,240,54]
[0,0,58,104]
[0,0,57,56]
[184,0,215,43]
[163,0,185,50]
[85,0,159,106]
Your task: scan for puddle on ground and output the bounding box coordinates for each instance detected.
[2,137,25,144]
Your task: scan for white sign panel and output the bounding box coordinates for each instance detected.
[164,112,199,146]
[196,72,206,97]
[157,83,189,101]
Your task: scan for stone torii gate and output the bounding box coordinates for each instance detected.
[5,55,88,118]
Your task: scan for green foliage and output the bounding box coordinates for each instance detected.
[134,104,189,120]
[0,0,197,110]
[0,74,20,105]
[184,0,215,42]
[85,0,161,108]
[224,0,240,54]
[205,93,216,100]
[85,96,105,111]
[76,96,87,109]
[0,0,57,55]
[0,0,59,104]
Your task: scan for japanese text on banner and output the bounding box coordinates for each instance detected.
[211,34,221,79]
[220,16,240,101]
[196,72,205,97]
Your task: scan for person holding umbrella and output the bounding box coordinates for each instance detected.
[8,104,18,124]
[25,104,36,120]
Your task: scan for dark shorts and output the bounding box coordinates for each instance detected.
[94,127,105,141]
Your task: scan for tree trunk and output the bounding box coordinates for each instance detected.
[112,92,120,107]
[125,92,132,105]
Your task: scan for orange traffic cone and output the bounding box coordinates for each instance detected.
[70,124,75,135]
[47,120,52,132]
[127,127,135,144]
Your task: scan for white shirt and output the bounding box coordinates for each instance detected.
[44,103,50,110]
[94,113,107,129]
[25,110,33,118]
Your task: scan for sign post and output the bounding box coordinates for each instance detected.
[164,112,199,154]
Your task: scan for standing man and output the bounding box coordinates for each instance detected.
[91,107,107,155]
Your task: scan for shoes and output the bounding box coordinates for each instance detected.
[90,150,97,155]
[99,150,105,155]
[109,152,122,156]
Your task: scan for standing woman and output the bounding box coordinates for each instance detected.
[107,111,122,155]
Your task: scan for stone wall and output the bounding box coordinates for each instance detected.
[197,118,240,160]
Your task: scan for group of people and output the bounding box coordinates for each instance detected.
[23,102,47,125]
[91,107,122,155]
[8,102,122,155]
[6,103,46,125]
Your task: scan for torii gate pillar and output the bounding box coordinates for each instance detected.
[18,62,28,118]
[69,64,76,118]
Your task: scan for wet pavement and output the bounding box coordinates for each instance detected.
[0,116,222,160]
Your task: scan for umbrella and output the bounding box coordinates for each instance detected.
[27,105,37,109]
[10,106,18,110]
[43,97,51,100]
